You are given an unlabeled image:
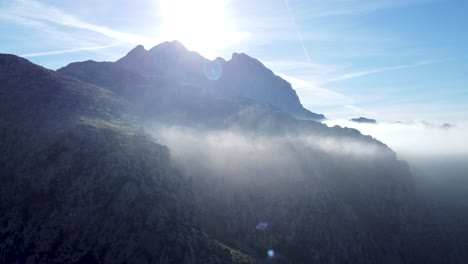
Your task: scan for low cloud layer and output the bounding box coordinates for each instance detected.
[325,120,468,158]
[148,120,467,201]
[150,125,391,184]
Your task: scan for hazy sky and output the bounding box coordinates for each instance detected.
[1,0,467,123]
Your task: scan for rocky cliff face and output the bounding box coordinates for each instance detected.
[0,54,259,264]
[215,52,322,120]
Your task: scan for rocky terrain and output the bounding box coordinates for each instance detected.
[0,55,259,264]
[0,42,466,263]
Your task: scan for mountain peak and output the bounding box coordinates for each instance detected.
[214,56,226,63]
[231,52,258,63]
[229,52,270,74]
[116,45,148,66]
[148,40,188,54]
[129,44,147,54]
[0,54,51,78]
[1,54,35,68]
[231,52,249,59]
[59,41,325,120]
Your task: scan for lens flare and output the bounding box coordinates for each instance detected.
[256,222,269,231]
[203,60,223,80]
[267,249,275,258]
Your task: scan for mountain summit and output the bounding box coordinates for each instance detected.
[59,41,325,121]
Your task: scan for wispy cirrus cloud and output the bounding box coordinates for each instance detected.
[322,59,449,84]
[236,0,431,46]
[0,0,151,57]
[0,12,48,29]
[275,72,381,120]
[292,0,434,19]
[274,72,363,119]
[2,0,148,44]
[270,58,448,89]
[267,58,447,119]
[20,43,124,58]
[269,59,445,92]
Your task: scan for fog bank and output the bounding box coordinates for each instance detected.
[325,120,468,158]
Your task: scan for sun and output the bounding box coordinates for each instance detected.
[158,0,246,58]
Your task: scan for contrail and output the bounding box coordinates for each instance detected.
[20,43,123,58]
[284,0,311,62]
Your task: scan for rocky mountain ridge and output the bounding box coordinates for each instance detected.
[58,41,325,121]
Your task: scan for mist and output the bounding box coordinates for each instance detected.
[144,119,468,263]
[325,120,468,158]
[148,120,467,193]
[151,125,394,184]
[324,119,468,191]
[146,123,422,262]
[323,119,468,189]
[150,120,468,248]
[324,119,468,252]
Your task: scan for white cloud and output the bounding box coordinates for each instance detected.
[0,0,152,58]
[5,0,147,44]
[292,0,433,19]
[322,60,449,84]
[153,125,388,184]
[275,72,354,106]
[266,57,451,121]
[20,43,124,58]
[325,120,468,157]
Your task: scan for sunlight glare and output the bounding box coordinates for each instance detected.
[159,0,246,58]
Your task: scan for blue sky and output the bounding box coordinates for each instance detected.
[1,0,467,123]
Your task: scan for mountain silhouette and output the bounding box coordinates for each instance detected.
[58,41,325,121]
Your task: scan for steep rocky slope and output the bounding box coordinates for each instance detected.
[0,54,259,264]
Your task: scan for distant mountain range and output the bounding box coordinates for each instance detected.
[0,42,466,263]
[392,120,454,128]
